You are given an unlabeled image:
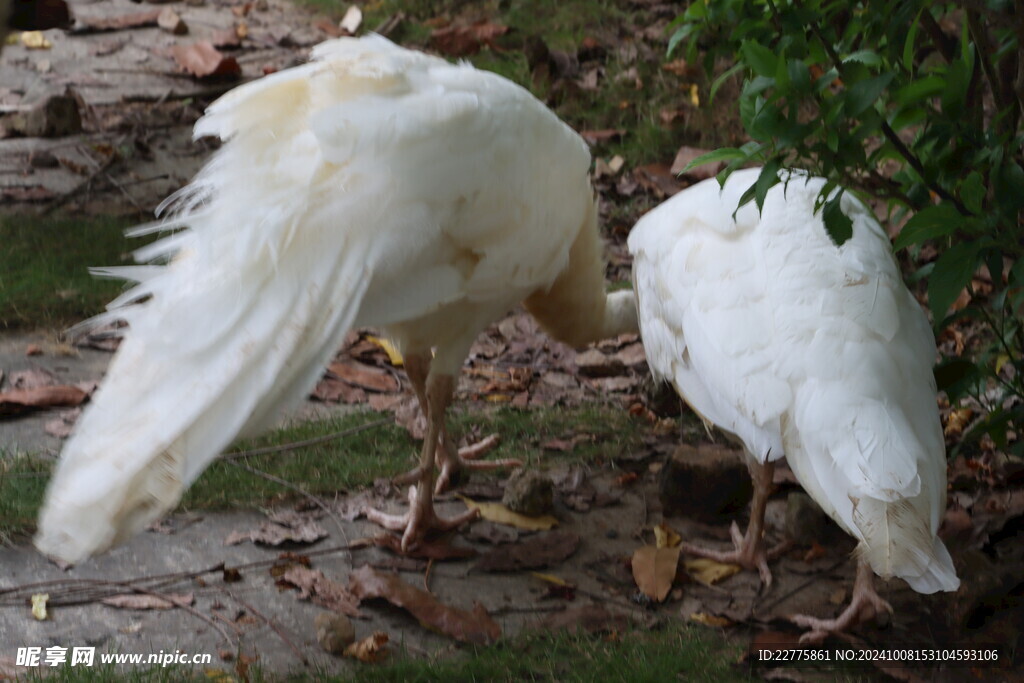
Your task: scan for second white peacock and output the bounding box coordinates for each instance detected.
[35,35,637,564]
[628,168,959,642]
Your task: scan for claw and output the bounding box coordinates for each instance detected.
[365,485,479,551]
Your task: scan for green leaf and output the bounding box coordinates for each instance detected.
[822,193,853,246]
[960,171,985,215]
[893,75,945,106]
[709,62,744,102]
[753,160,781,211]
[741,40,779,77]
[678,147,748,174]
[903,12,922,71]
[928,241,982,322]
[893,203,963,250]
[843,73,894,117]
[843,49,882,67]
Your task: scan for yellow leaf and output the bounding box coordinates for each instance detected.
[21,31,52,49]
[344,631,389,663]
[690,612,731,627]
[457,496,558,530]
[366,335,403,367]
[654,522,681,549]
[485,394,512,403]
[684,558,741,586]
[531,572,571,586]
[687,83,700,107]
[31,593,48,620]
[631,545,681,602]
[996,353,1010,375]
[204,670,235,681]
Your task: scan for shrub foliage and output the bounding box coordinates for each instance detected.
[673,0,1024,454]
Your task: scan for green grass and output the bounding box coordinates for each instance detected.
[0,214,146,331]
[0,404,647,538]
[24,621,753,682]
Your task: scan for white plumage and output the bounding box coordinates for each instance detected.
[36,35,636,564]
[629,168,958,640]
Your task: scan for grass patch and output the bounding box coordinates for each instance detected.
[0,404,648,536]
[0,214,145,331]
[23,621,753,682]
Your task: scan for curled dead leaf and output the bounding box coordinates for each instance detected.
[31,594,48,620]
[101,592,194,610]
[654,522,681,549]
[344,631,388,663]
[0,385,88,416]
[475,531,580,572]
[457,496,557,531]
[170,41,241,79]
[690,612,731,627]
[348,565,500,644]
[684,558,741,586]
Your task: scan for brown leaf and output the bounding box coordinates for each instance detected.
[76,9,162,31]
[635,163,684,198]
[580,128,625,145]
[348,565,501,644]
[474,531,580,572]
[328,361,400,393]
[312,376,367,403]
[631,545,681,602]
[539,605,630,634]
[44,408,80,438]
[344,631,389,662]
[670,146,724,180]
[10,367,57,389]
[210,26,244,49]
[683,558,741,586]
[279,566,363,618]
[430,20,509,57]
[102,592,194,610]
[0,386,88,416]
[365,533,476,561]
[574,348,625,377]
[170,42,241,79]
[224,518,327,546]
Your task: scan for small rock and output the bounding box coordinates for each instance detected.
[314,612,355,655]
[157,8,188,34]
[658,444,753,522]
[502,469,554,517]
[784,492,841,543]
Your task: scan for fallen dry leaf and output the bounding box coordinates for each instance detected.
[0,385,88,416]
[430,19,508,57]
[348,565,501,644]
[170,41,241,79]
[339,5,362,34]
[224,519,327,546]
[654,523,681,549]
[10,367,57,390]
[457,496,558,531]
[580,128,625,145]
[671,145,725,180]
[328,361,399,393]
[365,335,403,366]
[474,531,580,572]
[344,631,389,663]
[312,377,366,403]
[31,593,48,620]
[20,31,51,48]
[102,592,194,610]
[684,558,741,586]
[631,545,681,602]
[279,566,363,618]
[44,408,80,438]
[690,612,731,627]
[944,407,974,438]
[157,7,187,34]
[635,163,684,198]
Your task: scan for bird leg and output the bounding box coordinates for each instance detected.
[791,559,893,644]
[393,353,519,494]
[679,460,787,588]
[366,364,479,550]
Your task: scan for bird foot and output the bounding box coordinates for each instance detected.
[791,573,893,644]
[364,485,480,551]
[680,522,789,589]
[435,433,520,493]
